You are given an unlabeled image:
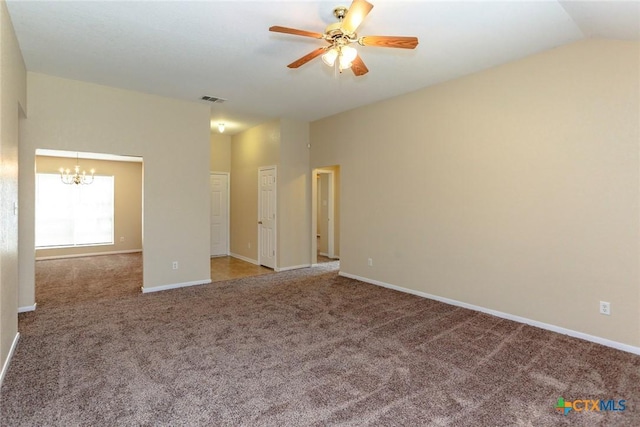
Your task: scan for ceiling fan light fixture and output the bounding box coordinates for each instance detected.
[321,48,339,66]
[323,45,358,71]
[338,56,352,70]
[341,45,358,62]
[338,45,358,69]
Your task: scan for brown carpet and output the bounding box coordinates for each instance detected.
[317,254,336,264]
[34,253,142,308]
[34,253,276,309]
[2,260,639,426]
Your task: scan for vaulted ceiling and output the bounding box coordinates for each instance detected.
[6,1,640,135]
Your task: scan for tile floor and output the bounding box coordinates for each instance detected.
[211,254,337,282]
[210,256,274,282]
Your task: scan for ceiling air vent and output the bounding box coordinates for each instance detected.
[200,96,227,104]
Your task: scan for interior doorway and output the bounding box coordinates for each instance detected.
[312,166,340,266]
[32,149,144,307]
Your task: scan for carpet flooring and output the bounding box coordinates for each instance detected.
[34,253,277,309]
[34,253,142,309]
[2,259,639,426]
[316,254,336,264]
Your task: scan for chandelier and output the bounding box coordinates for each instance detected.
[60,154,95,185]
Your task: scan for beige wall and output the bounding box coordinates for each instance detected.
[230,119,310,269]
[210,133,231,172]
[311,39,640,347]
[278,119,310,268]
[34,156,142,258]
[230,120,280,261]
[0,0,27,378]
[20,73,211,304]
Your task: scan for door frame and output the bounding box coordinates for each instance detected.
[257,165,277,269]
[312,168,336,264]
[210,171,230,256]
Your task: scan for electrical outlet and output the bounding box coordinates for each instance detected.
[367,258,373,267]
[172,261,179,270]
[248,242,251,249]
[120,236,125,242]
[600,301,611,316]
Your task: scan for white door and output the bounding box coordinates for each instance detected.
[258,167,276,269]
[210,173,229,256]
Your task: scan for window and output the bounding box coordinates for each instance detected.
[35,174,115,248]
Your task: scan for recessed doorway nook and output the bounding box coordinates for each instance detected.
[312,166,340,266]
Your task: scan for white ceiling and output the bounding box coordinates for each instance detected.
[6,1,640,135]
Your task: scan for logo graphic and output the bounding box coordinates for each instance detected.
[556,397,572,415]
[555,397,627,415]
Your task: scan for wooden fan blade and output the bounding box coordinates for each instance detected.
[341,0,374,35]
[360,36,419,49]
[351,55,369,76]
[287,48,326,69]
[269,26,324,39]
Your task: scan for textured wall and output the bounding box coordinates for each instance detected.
[230,120,280,262]
[311,39,640,347]
[230,119,311,269]
[278,119,310,269]
[0,0,27,380]
[20,72,211,302]
[210,133,231,173]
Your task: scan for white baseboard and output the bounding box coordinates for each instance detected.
[339,272,640,356]
[210,253,229,258]
[275,264,310,272]
[36,249,142,261]
[18,303,37,313]
[0,333,20,387]
[141,279,211,294]
[229,253,259,265]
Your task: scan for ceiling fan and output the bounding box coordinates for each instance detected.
[269,0,418,76]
